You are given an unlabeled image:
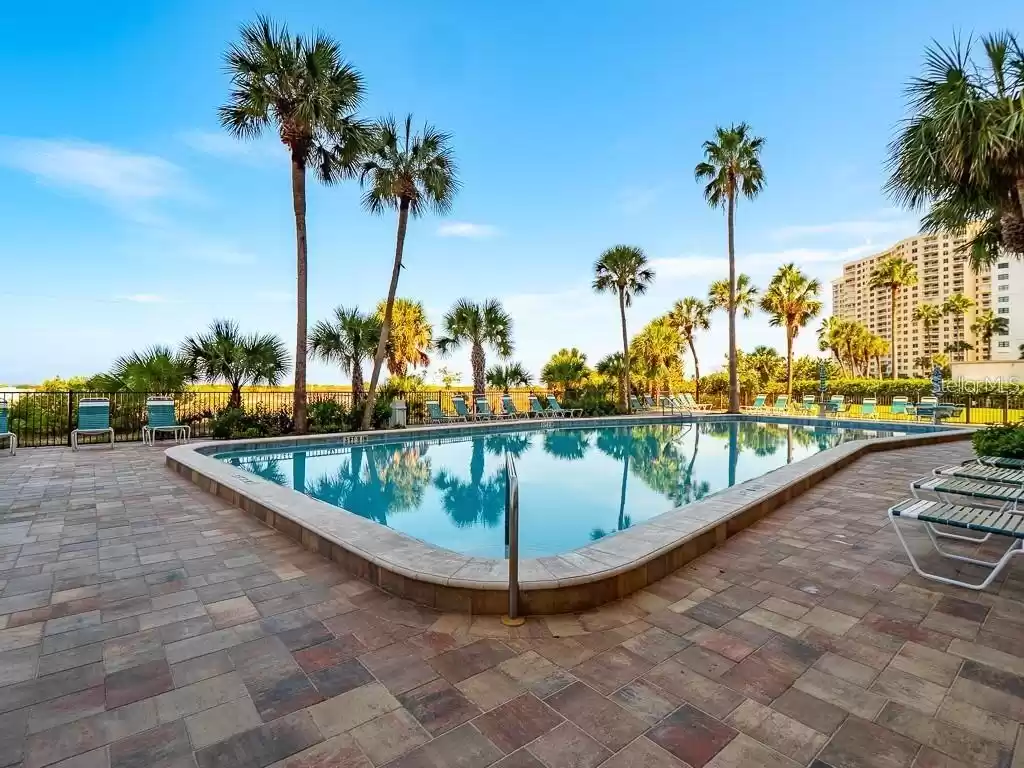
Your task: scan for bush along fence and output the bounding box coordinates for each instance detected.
[1,389,556,447]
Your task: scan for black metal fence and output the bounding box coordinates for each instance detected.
[1,389,554,448]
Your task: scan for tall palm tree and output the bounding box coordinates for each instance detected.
[593,245,655,412]
[817,316,849,375]
[181,319,290,409]
[745,346,785,389]
[359,115,459,428]
[885,32,1024,267]
[87,346,195,393]
[869,335,890,379]
[695,123,766,413]
[631,318,683,399]
[667,298,711,402]
[595,352,625,380]
[485,362,531,393]
[942,293,975,361]
[869,256,918,378]
[309,306,381,406]
[220,16,367,432]
[708,274,759,318]
[375,298,432,377]
[436,299,513,396]
[912,303,943,371]
[971,309,1010,358]
[759,264,823,395]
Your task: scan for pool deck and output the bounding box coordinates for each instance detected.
[167,416,970,614]
[3,441,1024,767]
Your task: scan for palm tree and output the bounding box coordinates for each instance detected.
[433,440,505,528]
[540,348,589,394]
[309,306,380,407]
[87,346,195,393]
[374,298,432,377]
[709,274,759,318]
[942,293,975,361]
[695,123,766,413]
[359,115,459,428]
[220,16,367,433]
[631,318,683,399]
[744,346,785,389]
[181,319,290,409]
[667,298,711,402]
[885,33,1024,268]
[869,335,890,379]
[595,352,625,379]
[971,309,1010,358]
[869,256,918,378]
[817,317,850,375]
[592,246,655,412]
[436,299,513,396]
[485,362,531,393]
[912,303,943,372]
[759,264,822,395]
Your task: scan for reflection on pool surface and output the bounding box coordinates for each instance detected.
[216,420,905,558]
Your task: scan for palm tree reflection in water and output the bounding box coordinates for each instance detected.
[433,439,506,529]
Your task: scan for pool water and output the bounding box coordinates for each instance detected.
[216,420,905,558]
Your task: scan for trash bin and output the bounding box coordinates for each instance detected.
[390,399,407,428]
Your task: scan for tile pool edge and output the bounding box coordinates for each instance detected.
[165,415,971,614]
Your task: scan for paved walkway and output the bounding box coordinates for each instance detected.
[1,441,1023,768]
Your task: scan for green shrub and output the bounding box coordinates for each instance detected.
[210,405,293,439]
[972,424,1024,459]
[307,399,349,434]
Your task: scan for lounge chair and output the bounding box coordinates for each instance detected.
[547,394,582,418]
[914,467,1024,544]
[681,393,712,411]
[643,395,658,410]
[935,462,1024,484]
[0,400,16,456]
[860,397,878,419]
[629,395,647,412]
[908,396,937,421]
[426,401,465,423]
[141,397,190,446]
[766,395,790,414]
[452,396,478,421]
[825,395,848,414]
[888,498,1024,590]
[71,397,115,450]
[500,395,529,419]
[476,398,509,420]
[979,456,1024,470]
[798,395,817,415]
[528,395,555,418]
[890,396,911,419]
[743,394,768,413]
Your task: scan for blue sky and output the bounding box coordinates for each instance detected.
[2,1,1021,386]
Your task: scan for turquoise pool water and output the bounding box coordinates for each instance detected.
[216,420,906,558]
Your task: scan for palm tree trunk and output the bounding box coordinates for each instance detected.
[362,199,410,429]
[291,155,309,433]
[230,382,243,410]
[727,191,739,413]
[471,342,486,398]
[889,286,898,379]
[688,338,701,403]
[351,359,365,406]
[785,325,794,396]
[619,289,630,413]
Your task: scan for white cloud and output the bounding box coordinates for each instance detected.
[436,221,499,238]
[179,130,280,165]
[121,293,166,304]
[649,255,727,279]
[0,138,188,210]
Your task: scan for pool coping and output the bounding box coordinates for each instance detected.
[165,413,972,614]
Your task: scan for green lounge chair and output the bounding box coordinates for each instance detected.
[860,397,878,419]
[889,498,1024,590]
[528,394,555,418]
[142,397,190,446]
[72,398,114,450]
[629,394,647,412]
[643,395,658,410]
[935,462,1024,484]
[547,394,582,418]
[979,456,1024,470]
[681,393,712,411]
[767,395,790,413]
[426,401,464,423]
[798,395,817,414]
[826,395,848,414]
[476,397,509,420]
[890,396,910,419]
[0,400,16,456]
[500,395,529,419]
[743,394,768,412]
[908,396,937,420]
[452,396,478,421]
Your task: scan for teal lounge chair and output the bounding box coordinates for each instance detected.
[452,396,477,421]
[547,394,582,418]
[860,397,878,419]
[826,395,848,414]
[0,400,16,456]
[72,398,114,450]
[426,401,464,423]
[476,397,508,420]
[629,394,647,412]
[979,456,1024,470]
[798,395,817,414]
[890,396,910,419]
[643,395,658,410]
[142,397,190,446]
[767,395,790,413]
[528,394,554,418]
[681,393,712,411]
[908,396,937,420]
[500,395,529,419]
[743,394,768,412]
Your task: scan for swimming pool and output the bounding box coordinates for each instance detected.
[215,419,910,558]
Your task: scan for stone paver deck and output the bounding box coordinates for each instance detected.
[1,442,1023,768]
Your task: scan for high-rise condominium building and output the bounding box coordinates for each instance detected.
[830,229,994,377]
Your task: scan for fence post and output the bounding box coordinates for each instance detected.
[965,395,972,425]
[66,391,74,447]
[1004,393,1010,424]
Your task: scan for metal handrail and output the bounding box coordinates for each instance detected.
[504,453,522,623]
